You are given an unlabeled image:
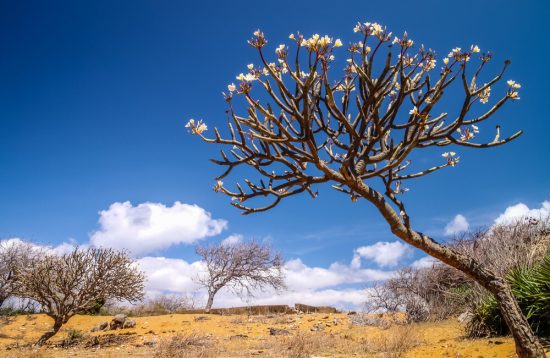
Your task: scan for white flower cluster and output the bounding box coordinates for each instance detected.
[353,22,386,39]
[507,80,521,100]
[442,152,459,166]
[185,119,207,135]
[457,125,479,141]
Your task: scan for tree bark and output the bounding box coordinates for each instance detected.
[36,317,63,346]
[205,291,215,312]
[356,182,546,358]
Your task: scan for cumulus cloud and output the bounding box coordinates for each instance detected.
[494,201,550,226]
[221,234,243,246]
[0,237,79,255]
[89,201,227,256]
[444,214,469,236]
[351,241,410,268]
[136,255,394,310]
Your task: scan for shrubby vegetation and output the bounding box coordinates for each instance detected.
[0,241,145,345]
[368,217,550,338]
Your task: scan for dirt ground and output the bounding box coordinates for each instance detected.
[0,313,547,357]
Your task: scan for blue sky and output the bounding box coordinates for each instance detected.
[1,0,549,307]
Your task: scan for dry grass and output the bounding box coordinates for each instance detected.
[154,332,216,358]
[361,324,424,357]
[0,313,521,357]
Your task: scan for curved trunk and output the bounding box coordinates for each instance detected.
[357,183,546,358]
[36,317,63,346]
[205,291,215,312]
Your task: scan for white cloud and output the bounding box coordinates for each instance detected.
[90,201,227,256]
[137,255,394,310]
[0,237,79,256]
[411,256,439,269]
[494,201,550,226]
[221,234,243,246]
[352,241,410,268]
[444,214,469,236]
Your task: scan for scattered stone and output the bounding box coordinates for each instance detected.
[310,323,325,332]
[123,319,136,329]
[269,327,290,336]
[194,316,210,322]
[110,314,128,330]
[91,322,109,332]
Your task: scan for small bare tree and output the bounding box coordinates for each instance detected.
[14,247,145,345]
[187,22,544,357]
[0,240,33,308]
[195,240,285,310]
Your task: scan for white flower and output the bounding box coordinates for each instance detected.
[471,45,480,53]
[275,44,286,55]
[243,73,257,81]
[213,181,224,193]
[247,63,254,70]
[196,123,207,134]
[478,84,491,104]
[448,47,461,58]
[371,23,382,35]
[253,30,261,37]
[507,80,521,89]
[289,33,295,40]
[237,73,257,82]
[186,119,207,135]
[443,57,449,65]
[472,125,479,133]
[227,83,236,92]
[409,106,419,115]
[334,39,343,47]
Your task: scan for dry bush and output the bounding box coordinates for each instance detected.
[154,332,215,358]
[361,325,424,358]
[283,332,324,358]
[14,247,145,345]
[130,294,199,316]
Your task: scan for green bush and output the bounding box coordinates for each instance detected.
[467,255,550,337]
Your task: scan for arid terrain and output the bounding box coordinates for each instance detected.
[1,312,544,358]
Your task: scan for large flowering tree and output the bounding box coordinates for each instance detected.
[186,22,543,357]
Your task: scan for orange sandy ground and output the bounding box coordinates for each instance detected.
[0,313,548,357]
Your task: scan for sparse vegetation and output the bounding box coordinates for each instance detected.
[13,247,145,345]
[195,240,285,310]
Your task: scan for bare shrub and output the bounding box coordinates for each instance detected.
[361,325,424,357]
[129,294,199,316]
[14,247,145,345]
[195,240,285,310]
[154,332,215,358]
[283,332,324,358]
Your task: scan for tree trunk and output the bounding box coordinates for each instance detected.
[356,183,546,358]
[36,317,63,346]
[205,291,215,312]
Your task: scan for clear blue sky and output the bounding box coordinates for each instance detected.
[1,0,549,269]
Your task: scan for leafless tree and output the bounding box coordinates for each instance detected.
[14,247,145,345]
[0,240,34,308]
[195,240,285,310]
[187,22,544,357]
